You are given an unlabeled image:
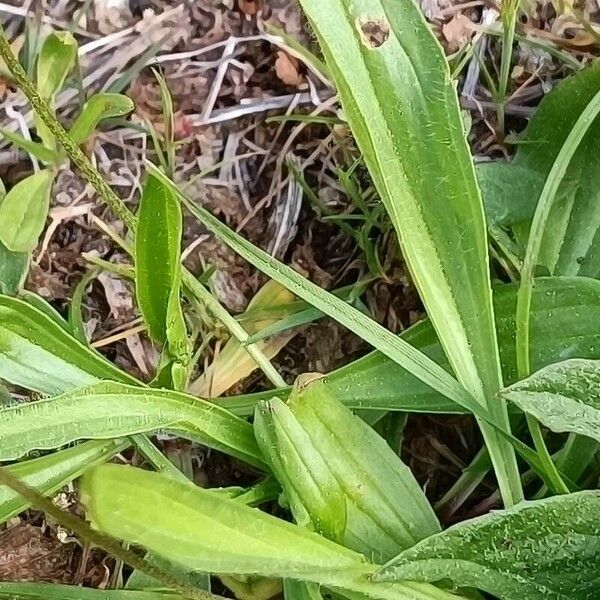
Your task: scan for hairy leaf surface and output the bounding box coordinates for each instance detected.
[0,294,137,395]
[81,464,460,600]
[501,358,600,442]
[0,382,263,467]
[376,491,600,600]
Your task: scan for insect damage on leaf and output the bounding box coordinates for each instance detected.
[357,18,390,48]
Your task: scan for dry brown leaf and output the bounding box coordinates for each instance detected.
[239,0,261,15]
[275,50,303,87]
[442,14,474,52]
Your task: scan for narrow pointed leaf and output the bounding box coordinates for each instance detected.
[501,358,600,442]
[0,381,264,468]
[0,170,55,252]
[35,31,77,148]
[0,294,138,395]
[0,439,128,524]
[81,464,461,600]
[148,165,478,418]
[255,378,440,563]
[0,128,62,163]
[297,0,518,504]
[376,491,600,600]
[136,173,186,347]
[70,93,135,144]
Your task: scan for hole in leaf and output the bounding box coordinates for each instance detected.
[357,18,390,48]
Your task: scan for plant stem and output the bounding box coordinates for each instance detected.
[0,23,285,393]
[516,88,600,493]
[0,466,225,600]
[497,0,520,138]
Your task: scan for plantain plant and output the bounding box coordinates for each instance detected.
[0,1,600,599]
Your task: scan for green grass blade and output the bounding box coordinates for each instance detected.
[0,381,264,468]
[220,277,600,416]
[297,0,521,506]
[516,89,600,377]
[0,127,61,163]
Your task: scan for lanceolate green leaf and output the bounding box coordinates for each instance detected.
[69,93,135,144]
[221,277,600,416]
[81,464,460,600]
[136,173,185,346]
[0,294,138,395]
[36,31,77,100]
[0,127,62,163]
[35,30,77,148]
[0,170,55,252]
[255,378,440,562]
[376,491,600,600]
[297,0,520,505]
[501,359,600,443]
[0,439,128,524]
[0,381,264,468]
[0,583,183,600]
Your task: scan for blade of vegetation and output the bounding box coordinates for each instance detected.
[297,0,520,505]
[0,170,55,252]
[81,464,460,600]
[0,127,61,163]
[221,276,600,417]
[135,173,185,347]
[501,358,600,443]
[0,381,264,468]
[254,377,440,563]
[0,294,138,395]
[376,491,600,600]
[35,30,77,148]
[69,93,135,144]
[0,439,128,524]
[189,281,298,397]
[478,61,600,277]
[0,583,184,600]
